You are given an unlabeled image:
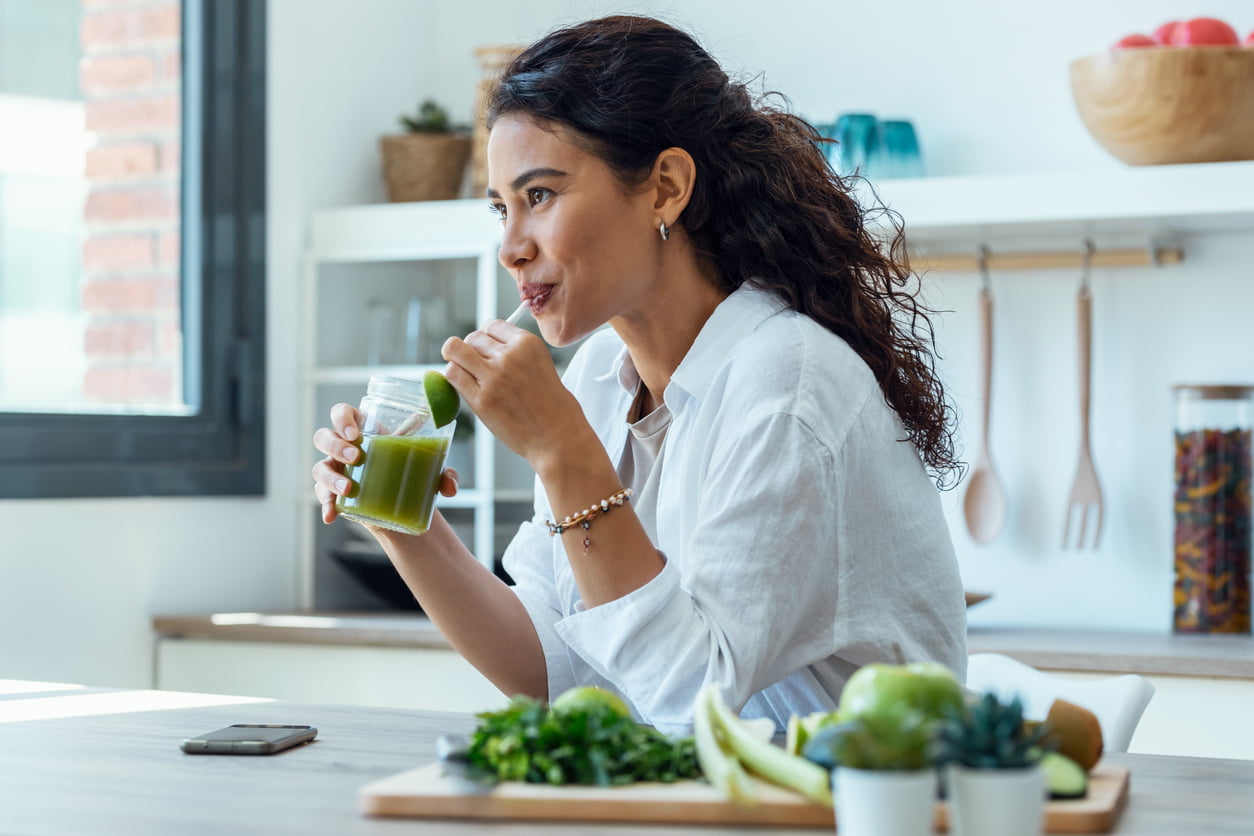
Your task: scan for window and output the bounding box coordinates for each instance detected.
[0,0,265,497]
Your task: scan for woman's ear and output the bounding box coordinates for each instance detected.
[651,147,696,225]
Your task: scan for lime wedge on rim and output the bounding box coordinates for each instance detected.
[423,370,460,429]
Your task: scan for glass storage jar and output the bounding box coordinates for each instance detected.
[335,375,455,535]
[1172,384,1254,633]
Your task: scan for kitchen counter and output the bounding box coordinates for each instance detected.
[153,611,455,650]
[154,612,1254,680]
[1,678,1252,835]
[966,626,1254,679]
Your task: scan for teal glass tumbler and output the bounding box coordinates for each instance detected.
[879,119,923,179]
[832,113,881,178]
[813,121,840,167]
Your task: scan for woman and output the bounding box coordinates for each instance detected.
[312,15,966,734]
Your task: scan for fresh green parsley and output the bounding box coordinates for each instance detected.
[465,695,700,786]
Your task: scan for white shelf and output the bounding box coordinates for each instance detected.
[303,488,533,509]
[311,364,445,385]
[302,489,494,510]
[494,488,536,504]
[432,489,490,510]
[308,199,500,261]
[866,160,1254,248]
[308,164,1254,256]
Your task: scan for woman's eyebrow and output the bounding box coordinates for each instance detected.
[486,167,569,198]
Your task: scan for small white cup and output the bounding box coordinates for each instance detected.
[945,764,1045,836]
[832,766,935,836]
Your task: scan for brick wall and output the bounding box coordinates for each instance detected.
[79,0,181,406]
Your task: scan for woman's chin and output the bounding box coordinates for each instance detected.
[533,318,560,347]
[541,327,576,349]
[537,317,591,349]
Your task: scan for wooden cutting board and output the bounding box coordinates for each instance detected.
[360,762,1129,832]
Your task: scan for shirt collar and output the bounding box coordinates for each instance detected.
[591,283,788,402]
[669,283,787,403]
[616,347,641,395]
[590,340,636,392]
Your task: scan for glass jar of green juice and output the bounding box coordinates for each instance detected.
[335,375,455,535]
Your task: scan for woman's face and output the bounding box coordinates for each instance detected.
[486,114,662,347]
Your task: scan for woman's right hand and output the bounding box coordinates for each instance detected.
[311,402,462,526]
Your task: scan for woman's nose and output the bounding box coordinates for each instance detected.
[498,220,536,271]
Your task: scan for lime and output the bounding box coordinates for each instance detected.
[786,710,843,756]
[550,686,633,719]
[423,370,460,429]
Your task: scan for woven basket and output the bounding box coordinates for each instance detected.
[379,133,472,202]
[470,45,525,194]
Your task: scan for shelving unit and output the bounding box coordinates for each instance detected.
[866,159,1254,267]
[299,199,520,611]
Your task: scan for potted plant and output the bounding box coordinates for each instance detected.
[379,100,472,202]
[797,662,967,836]
[933,692,1053,836]
[803,712,938,836]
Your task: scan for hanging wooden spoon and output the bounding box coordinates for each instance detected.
[963,247,1008,544]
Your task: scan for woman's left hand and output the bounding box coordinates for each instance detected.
[441,319,589,466]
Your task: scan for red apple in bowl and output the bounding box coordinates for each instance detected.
[1114,33,1156,49]
[1171,17,1240,46]
[1153,20,1179,45]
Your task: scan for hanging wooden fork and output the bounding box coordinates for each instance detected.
[1063,242,1104,549]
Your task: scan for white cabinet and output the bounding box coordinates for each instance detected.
[299,199,536,611]
[155,638,504,714]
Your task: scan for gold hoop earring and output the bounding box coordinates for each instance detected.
[659,221,670,241]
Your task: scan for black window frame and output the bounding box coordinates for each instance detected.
[0,0,266,498]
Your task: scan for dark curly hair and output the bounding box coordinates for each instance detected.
[487,15,961,487]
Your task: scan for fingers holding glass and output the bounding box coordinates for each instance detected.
[312,402,364,525]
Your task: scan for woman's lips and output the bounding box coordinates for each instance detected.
[520,282,553,314]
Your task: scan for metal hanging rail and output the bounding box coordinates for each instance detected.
[913,245,1183,273]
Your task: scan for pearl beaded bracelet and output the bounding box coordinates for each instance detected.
[545,488,634,554]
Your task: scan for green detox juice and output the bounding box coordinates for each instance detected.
[336,433,451,534]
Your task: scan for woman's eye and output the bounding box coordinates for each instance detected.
[527,187,551,207]
[488,202,507,222]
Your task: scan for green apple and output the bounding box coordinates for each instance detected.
[837,662,965,725]
[550,686,632,719]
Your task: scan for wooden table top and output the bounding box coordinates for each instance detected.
[1,679,1252,835]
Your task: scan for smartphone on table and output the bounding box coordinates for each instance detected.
[180,724,317,755]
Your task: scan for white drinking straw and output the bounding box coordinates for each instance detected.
[504,301,530,325]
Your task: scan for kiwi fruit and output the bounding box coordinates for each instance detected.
[1038,699,1104,771]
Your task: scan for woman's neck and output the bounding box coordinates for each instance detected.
[611,250,727,411]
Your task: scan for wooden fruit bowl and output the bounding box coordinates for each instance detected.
[1070,47,1254,165]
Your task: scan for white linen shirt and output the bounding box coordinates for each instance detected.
[502,284,967,736]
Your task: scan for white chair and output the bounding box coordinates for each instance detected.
[964,652,1155,753]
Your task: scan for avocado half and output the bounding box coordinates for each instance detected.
[1042,751,1089,799]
